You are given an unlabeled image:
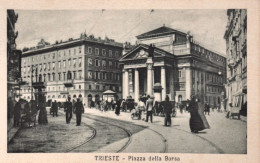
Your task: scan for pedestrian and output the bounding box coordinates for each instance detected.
[204,102,210,115]
[136,98,145,120]
[163,95,172,126]
[74,98,84,126]
[13,100,21,127]
[65,97,73,124]
[188,95,210,133]
[52,100,58,117]
[38,101,48,125]
[115,99,121,116]
[145,95,154,123]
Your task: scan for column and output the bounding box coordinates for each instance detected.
[122,69,125,99]
[161,66,166,101]
[125,69,129,99]
[185,68,192,100]
[147,64,153,96]
[134,68,139,102]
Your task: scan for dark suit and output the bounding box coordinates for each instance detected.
[74,101,84,126]
[65,101,73,123]
[52,102,58,117]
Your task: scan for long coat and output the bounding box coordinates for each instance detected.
[189,100,210,132]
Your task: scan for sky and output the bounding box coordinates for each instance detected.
[15,10,228,55]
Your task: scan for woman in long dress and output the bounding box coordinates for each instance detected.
[38,101,48,125]
[188,96,210,133]
[115,99,121,116]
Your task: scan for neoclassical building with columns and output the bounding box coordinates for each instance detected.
[120,26,226,106]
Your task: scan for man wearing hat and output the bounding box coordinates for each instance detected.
[145,95,154,123]
[65,96,73,124]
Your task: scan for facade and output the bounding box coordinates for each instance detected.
[120,26,226,106]
[7,10,21,120]
[20,35,123,106]
[224,9,247,113]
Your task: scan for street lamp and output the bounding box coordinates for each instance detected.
[30,65,38,100]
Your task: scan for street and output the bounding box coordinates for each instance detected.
[8,108,247,154]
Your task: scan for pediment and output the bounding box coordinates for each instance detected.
[120,44,172,61]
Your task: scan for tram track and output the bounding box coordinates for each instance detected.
[84,114,168,153]
[82,114,133,153]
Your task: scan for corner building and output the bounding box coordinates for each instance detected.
[20,36,123,106]
[224,9,247,110]
[120,26,226,106]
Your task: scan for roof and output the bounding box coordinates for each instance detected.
[103,90,116,94]
[136,26,187,39]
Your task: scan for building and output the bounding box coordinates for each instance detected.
[120,25,226,106]
[7,10,21,120]
[20,34,123,106]
[224,9,247,114]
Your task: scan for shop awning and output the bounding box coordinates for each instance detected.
[103,90,116,95]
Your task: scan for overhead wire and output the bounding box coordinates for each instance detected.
[87,9,105,35]
[118,9,155,42]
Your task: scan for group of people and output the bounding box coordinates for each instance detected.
[64,97,84,126]
[9,96,48,127]
[133,94,210,133]
[134,95,173,126]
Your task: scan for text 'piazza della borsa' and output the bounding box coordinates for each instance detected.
[94,155,180,161]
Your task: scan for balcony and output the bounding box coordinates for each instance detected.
[232,30,240,41]
[32,82,46,89]
[228,58,235,67]
[64,79,74,87]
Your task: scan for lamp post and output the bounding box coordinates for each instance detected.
[30,65,38,100]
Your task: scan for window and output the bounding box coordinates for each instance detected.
[74,48,76,55]
[52,73,55,81]
[58,73,61,80]
[95,48,99,55]
[102,49,106,56]
[88,71,92,79]
[78,70,82,79]
[53,53,55,59]
[96,85,100,90]
[73,71,76,79]
[89,85,92,90]
[48,62,51,70]
[32,57,34,61]
[115,51,119,57]
[109,50,112,57]
[73,58,76,68]
[88,58,93,65]
[79,57,82,67]
[79,46,81,53]
[52,62,55,70]
[48,74,50,81]
[63,72,66,81]
[178,70,182,78]
[68,59,71,67]
[79,85,81,89]
[109,61,113,67]
[88,47,92,54]
[43,63,46,71]
[63,60,66,68]
[58,61,61,68]
[95,60,99,67]
[102,60,106,67]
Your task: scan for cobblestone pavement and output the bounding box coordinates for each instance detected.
[7,108,247,154]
